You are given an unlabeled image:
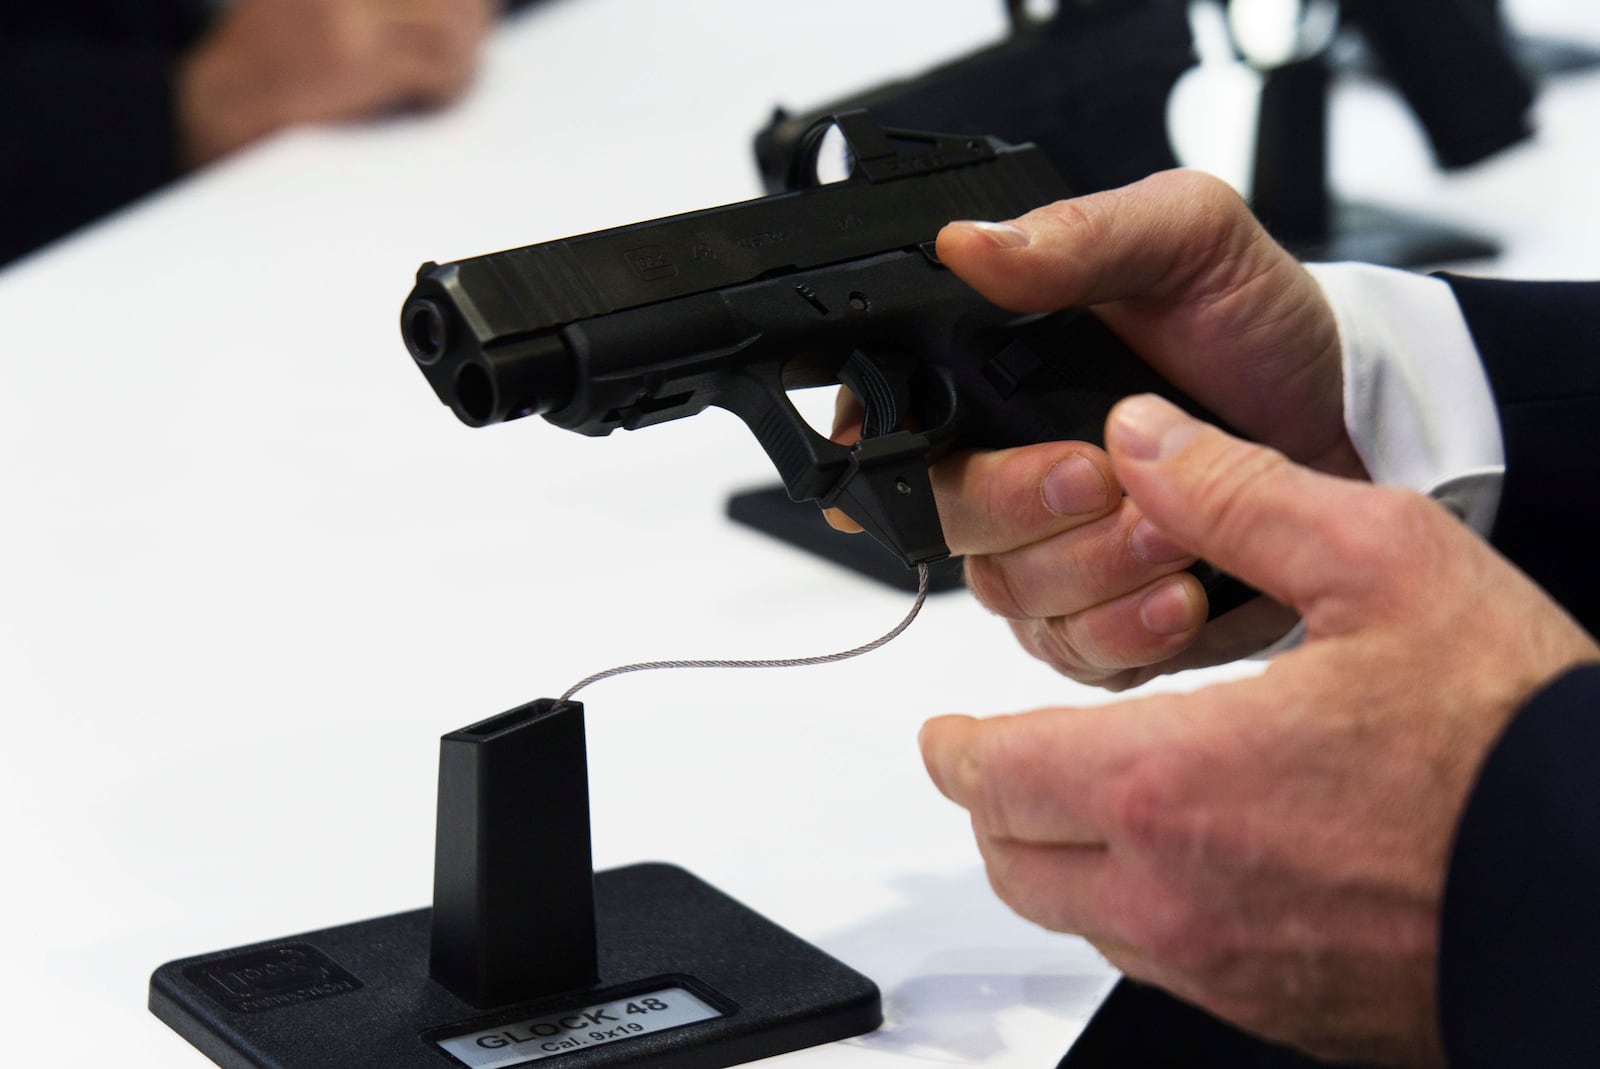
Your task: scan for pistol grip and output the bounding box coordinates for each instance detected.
[1192,565,1258,621]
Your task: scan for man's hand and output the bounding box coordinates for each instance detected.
[834,169,1367,688]
[177,0,500,166]
[936,170,1360,473]
[919,395,1599,1067]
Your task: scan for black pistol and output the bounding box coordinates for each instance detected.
[400,113,1253,616]
[753,0,1194,199]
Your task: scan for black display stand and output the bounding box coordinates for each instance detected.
[151,699,881,1069]
[1251,53,1497,269]
[727,485,966,594]
[1515,34,1600,79]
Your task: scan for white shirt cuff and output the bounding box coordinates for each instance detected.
[1250,264,1506,660]
[1305,261,1505,536]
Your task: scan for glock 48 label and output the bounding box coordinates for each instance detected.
[434,986,722,1067]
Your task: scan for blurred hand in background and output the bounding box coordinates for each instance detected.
[179,0,502,166]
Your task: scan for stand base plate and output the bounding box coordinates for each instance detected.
[151,863,881,1069]
[727,485,965,594]
[1283,200,1499,269]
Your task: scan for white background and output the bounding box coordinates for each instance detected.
[2,2,1599,1066]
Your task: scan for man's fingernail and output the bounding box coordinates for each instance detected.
[1140,578,1201,636]
[1130,518,1191,564]
[952,220,1030,249]
[1109,395,1203,461]
[1042,454,1108,516]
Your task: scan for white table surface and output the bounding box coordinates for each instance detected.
[3,2,1598,1066]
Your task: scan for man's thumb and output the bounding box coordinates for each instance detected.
[1106,394,1363,613]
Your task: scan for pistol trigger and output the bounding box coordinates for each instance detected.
[839,351,911,439]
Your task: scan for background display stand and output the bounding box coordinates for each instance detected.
[151,699,881,1069]
[1250,51,1498,269]
[1461,0,1600,77]
[1338,0,1600,83]
[727,485,966,594]
[1516,34,1600,78]
[1258,0,1549,268]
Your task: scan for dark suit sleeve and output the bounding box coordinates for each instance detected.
[1437,665,1600,1068]
[1440,276,1600,633]
[1433,277,1600,1066]
[0,40,189,266]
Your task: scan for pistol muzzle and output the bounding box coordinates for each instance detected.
[402,298,451,366]
[402,294,574,427]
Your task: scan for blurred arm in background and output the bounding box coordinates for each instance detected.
[0,0,537,266]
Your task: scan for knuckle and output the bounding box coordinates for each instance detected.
[1168,922,1233,981]
[1159,168,1254,239]
[978,843,1036,919]
[1116,888,1233,984]
[964,753,1017,841]
[1019,616,1110,684]
[1092,756,1239,981]
[964,554,1030,619]
[1153,166,1240,203]
[1095,668,1150,694]
[321,17,368,70]
[1095,756,1173,851]
[1148,170,1265,293]
[1122,890,1204,969]
[1028,196,1113,298]
[1072,538,1131,606]
[1191,443,1290,545]
[1033,194,1106,241]
[1360,485,1433,551]
[1025,591,1196,690]
[978,447,1049,537]
[1010,619,1069,673]
[1319,485,1429,586]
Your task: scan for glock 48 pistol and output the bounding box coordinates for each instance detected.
[399,112,1253,617]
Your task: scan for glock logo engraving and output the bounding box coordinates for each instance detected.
[624,244,678,281]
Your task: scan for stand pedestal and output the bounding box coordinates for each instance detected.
[151,700,881,1069]
[726,484,966,593]
[1252,53,1498,270]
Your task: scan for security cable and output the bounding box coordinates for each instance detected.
[561,563,931,701]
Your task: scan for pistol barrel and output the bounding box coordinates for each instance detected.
[401,118,1071,430]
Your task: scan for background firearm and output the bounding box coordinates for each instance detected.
[1338,0,1533,171]
[400,113,1251,615]
[753,0,1194,198]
